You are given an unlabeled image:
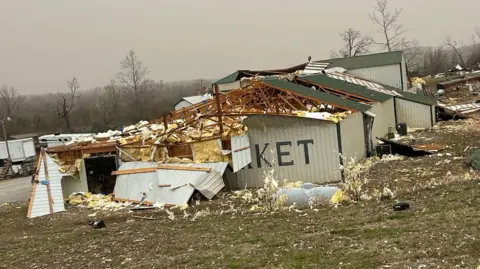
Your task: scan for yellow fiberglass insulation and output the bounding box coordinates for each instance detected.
[192,139,229,163]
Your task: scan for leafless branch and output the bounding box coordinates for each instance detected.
[369,0,407,51]
[333,28,373,58]
[445,37,466,67]
[117,50,150,118]
[0,85,24,117]
[56,76,80,132]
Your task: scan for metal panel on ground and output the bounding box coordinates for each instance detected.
[395,98,433,129]
[28,154,67,218]
[231,135,252,173]
[162,163,228,200]
[234,115,341,189]
[340,112,366,162]
[113,162,227,204]
[347,64,403,90]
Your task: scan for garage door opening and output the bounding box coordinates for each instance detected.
[84,156,117,194]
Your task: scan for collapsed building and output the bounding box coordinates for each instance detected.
[27,51,437,218]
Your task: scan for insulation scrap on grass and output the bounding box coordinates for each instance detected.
[69,192,132,211]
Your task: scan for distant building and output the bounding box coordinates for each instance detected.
[174,95,210,111]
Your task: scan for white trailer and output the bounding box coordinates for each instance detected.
[0,138,36,162]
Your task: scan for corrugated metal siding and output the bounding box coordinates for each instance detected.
[340,112,366,162]
[347,64,402,90]
[233,115,341,189]
[395,98,433,129]
[231,135,252,172]
[369,98,396,142]
[29,154,67,218]
[431,105,437,125]
[113,162,227,204]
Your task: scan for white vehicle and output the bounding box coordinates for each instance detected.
[0,138,36,163]
[39,133,94,148]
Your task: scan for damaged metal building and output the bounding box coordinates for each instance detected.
[27,51,437,218]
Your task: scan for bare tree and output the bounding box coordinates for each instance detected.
[0,85,24,117]
[369,0,408,51]
[56,76,79,132]
[401,40,423,72]
[332,28,373,58]
[117,50,150,118]
[425,46,449,75]
[445,37,466,67]
[97,80,121,125]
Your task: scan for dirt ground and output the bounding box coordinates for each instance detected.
[2,118,480,268]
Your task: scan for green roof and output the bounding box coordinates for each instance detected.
[263,79,371,112]
[394,90,436,106]
[300,75,392,102]
[317,51,404,70]
[214,71,240,84]
[214,63,308,85]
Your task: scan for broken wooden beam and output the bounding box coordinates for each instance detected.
[111,167,157,176]
[157,165,211,172]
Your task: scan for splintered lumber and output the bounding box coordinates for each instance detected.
[157,165,211,172]
[111,167,157,176]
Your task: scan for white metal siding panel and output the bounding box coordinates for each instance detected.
[231,135,252,172]
[395,98,432,129]
[340,113,366,162]
[218,81,240,92]
[61,159,89,198]
[234,116,341,189]
[347,64,402,90]
[431,105,437,125]
[29,154,67,218]
[113,162,227,204]
[174,100,193,111]
[369,99,396,142]
[401,55,408,90]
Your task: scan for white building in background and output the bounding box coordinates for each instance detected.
[174,95,211,111]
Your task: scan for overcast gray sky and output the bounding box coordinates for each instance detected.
[1,0,479,94]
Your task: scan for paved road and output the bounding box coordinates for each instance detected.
[0,176,31,204]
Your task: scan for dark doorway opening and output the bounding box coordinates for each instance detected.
[84,156,117,194]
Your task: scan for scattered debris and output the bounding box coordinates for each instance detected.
[88,220,106,229]
[393,201,410,211]
[377,137,435,157]
[131,215,156,220]
[69,192,132,211]
[465,149,480,170]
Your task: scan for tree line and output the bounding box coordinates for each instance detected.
[2,0,479,138]
[0,50,213,138]
[331,0,480,75]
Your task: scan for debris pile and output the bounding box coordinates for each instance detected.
[68,192,132,211]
